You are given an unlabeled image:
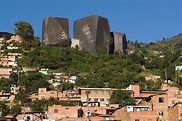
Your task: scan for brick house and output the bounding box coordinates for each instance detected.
[112,84,182,121]
[0,90,15,102]
[47,104,119,121]
[31,88,67,100]
[52,72,68,82]
[79,88,133,106]
[48,105,79,120]
[0,53,22,67]
[0,68,12,78]
[29,84,182,121]
[168,102,182,121]
[30,88,80,102]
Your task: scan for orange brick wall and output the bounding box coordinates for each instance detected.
[38,88,66,100]
[130,85,140,97]
[168,103,182,121]
[128,110,158,121]
[151,94,168,120]
[48,106,79,120]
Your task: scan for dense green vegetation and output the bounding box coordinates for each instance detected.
[2,21,182,94]
[1,21,182,115]
[128,34,182,90]
[0,101,10,116]
[30,97,74,112]
[110,90,136,106]
[0,101,21,116]
[14,21,34,40]
[16,46,148,89]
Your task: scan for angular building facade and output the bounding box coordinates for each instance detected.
[42,17,70,47]
[73,15,110,54]
[110,32,127,54]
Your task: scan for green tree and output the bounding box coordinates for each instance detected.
[30,99,46,112]
[110,90,136,106]
[0,101,10,116]
[10,105,21,115]
[18,71,50,93]
[14,21,34,40]
[134,40,140,48]
[0,78,12,92]
[15,89,31,105]
[61,82,74,91]
[30,98,74,112]
[9,72,18,83]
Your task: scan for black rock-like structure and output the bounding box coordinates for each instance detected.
[110,32,127,54]
[42,17,70,47]
[73,15,110,54]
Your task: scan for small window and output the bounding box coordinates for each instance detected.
[159,97,164,103]
[41,90,44,92]
[54,109,58,113]
[71,93,75,97]
[100,98,104,101]
[172,100,175,104]
[107,91,111,95]
[135,119,139,121]
[85,91,91,94]
[94,91,98,94]
[94,98,98,102]
[100,91,104,94]
[41,96,45,99]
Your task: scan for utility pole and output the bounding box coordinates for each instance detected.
[57,83,59,100]
[164,68,168,83]
[85,91,91,121]
[18,68,20,83]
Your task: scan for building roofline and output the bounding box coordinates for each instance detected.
[140,90,167,94]
[168,102,182,110]
[79,88,133,92]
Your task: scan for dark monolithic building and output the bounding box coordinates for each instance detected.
[110,32,127,54]
[73,15,110,54]
[42,17,70,47]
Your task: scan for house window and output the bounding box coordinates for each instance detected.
[41,96,45,99]
[100,98,104,101]
[159,97,164,103]
[172,100,175,104]
[107,91,111,95]
[71,93,75,97]
[135,119,139,121]
[85,91,91,94]
[94,98,98,102]
[54,109,58,113]
[129,91,133,95]
[41,90,44,92]
[94,91,98,94]
[100,90,104,94]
